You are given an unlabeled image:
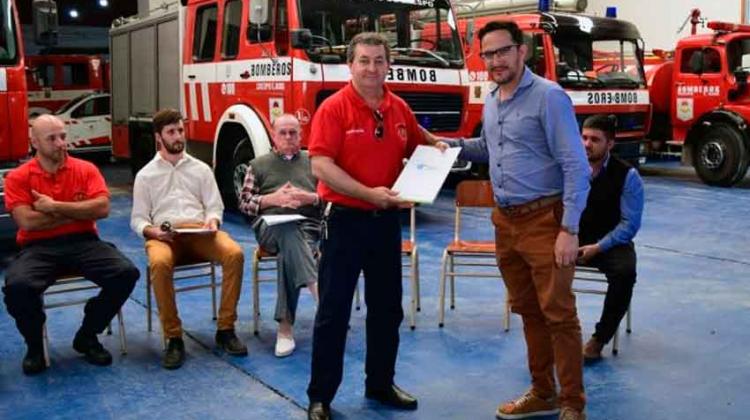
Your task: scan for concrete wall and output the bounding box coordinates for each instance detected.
[585,0,743,50]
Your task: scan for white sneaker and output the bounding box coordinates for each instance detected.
[274,335,295,358]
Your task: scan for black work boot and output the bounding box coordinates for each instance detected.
[163,337,185,370]
[22,347,46,375]
[215,329,248,356]
[73,331,113,366]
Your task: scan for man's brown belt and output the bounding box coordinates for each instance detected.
[497,194,562,217]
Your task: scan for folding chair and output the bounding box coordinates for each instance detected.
[43,274,126,367]
[572,266,633,355]
[145,261,218,338]
[353,205,421,329]
[437,180,510,330]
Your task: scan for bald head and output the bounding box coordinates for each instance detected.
[30,114,67,165]
[31,114,65,141]
[271,114,302,156]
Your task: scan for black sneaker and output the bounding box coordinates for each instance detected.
[22,349,46,375]
[163,337,185,370]
[72,331,113,366]
[215,329,248,356]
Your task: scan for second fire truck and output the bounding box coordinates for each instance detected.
[111,0,468,206]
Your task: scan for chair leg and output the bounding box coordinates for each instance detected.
[252,253,260,336]
[117,309,127,355]
[146,268,153,333]
[626,306,632,334]
[612,326,620,356]
[438,250,448,328]
[210,263,217,321]
[409,251,417,330]
[503,294,510,332]
[43,323,50,368]
[449,256,455,310]
[414,250,421,312]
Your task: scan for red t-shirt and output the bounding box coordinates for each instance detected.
[4,156,109,245]
[308,82,424,209]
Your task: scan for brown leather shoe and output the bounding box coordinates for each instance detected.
[496,390,559,419]
[583,337,604,362]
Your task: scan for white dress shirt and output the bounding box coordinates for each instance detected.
[130,153,224,238]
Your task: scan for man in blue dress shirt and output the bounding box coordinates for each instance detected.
[425,21,590,420]
[577,114,644,362]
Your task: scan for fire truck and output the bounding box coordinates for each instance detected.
[454,0,651,170]
[0,0,28,243]
[25,54,110,116]
[646,15,750,186]
[110,0,467,207]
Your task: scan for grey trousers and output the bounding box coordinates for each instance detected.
[255,219,320,324]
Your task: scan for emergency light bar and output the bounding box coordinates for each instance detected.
[707,21,750,33]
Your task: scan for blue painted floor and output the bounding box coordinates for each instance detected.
[1,165,749,420]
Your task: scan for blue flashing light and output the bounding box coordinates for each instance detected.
[538,0,550,13]
[606,7,618,18]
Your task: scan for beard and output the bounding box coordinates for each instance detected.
[490,64,518,86]
[162,140,185,154]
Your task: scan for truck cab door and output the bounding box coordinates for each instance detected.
[672,47,724,133]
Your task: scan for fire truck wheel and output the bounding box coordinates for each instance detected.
[223,138,254,208]
[693,123,749,187]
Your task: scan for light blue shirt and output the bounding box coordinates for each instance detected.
[596,155,644,252]
[451,67,591,231]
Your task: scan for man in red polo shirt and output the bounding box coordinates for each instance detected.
[2,115,139,375]
[305,32,426,420]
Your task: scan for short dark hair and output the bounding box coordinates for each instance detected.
[478,21,524,48]
[347,32,391,64]
[582,114,618,140]
[153,108,183,136]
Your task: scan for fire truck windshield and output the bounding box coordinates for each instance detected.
[0,0,19,64]
[299,0,463,68]
[727,37,750,72]
[553,37,645,89]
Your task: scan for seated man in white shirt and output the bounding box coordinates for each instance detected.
[130,108,247,370]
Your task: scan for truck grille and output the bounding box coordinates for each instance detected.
[576,112,647,132]
[316,91,463,133]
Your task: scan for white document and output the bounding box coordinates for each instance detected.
[174,228,215,235]
[392,145,461,204]
[261,214,306,226]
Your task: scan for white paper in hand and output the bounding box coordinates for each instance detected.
[392,145,461,204]
[261,214,306,226]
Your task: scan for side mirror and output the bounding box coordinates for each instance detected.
[250,0,270,25]
[32,0,59,46]
[291,29,312,50]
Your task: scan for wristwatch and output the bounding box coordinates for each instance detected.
[560,225,578,235]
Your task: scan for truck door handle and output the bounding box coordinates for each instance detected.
[187,75,196,80]
[240,71,250,79]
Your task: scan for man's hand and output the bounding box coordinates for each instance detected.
[577,244,601,264]
[203,218,220,232]
[31,190,57,214]
[144,225,177,243]
[554,230,579,268]
[287,185,318,206]
[265,182,302,209]
[369,186,404,209]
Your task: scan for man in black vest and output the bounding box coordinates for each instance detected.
[577,114,644,362]
[238,114,321,358]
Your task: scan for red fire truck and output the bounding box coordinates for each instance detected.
[1,0,28,242]
[647,18,750,186]
[25,54,109,116]
[455,2,651,171]
[111,0,467,206]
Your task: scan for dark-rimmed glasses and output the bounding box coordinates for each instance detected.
[479,44,520,61]
[373,109,384,139]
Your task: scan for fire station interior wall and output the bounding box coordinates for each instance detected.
[111,33,130,125]
[585,0,742,50]
[130,27,157,115]
[157,18,180,111]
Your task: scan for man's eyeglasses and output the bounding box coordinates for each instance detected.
[373,109,384,139]
[479,44,520,61]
